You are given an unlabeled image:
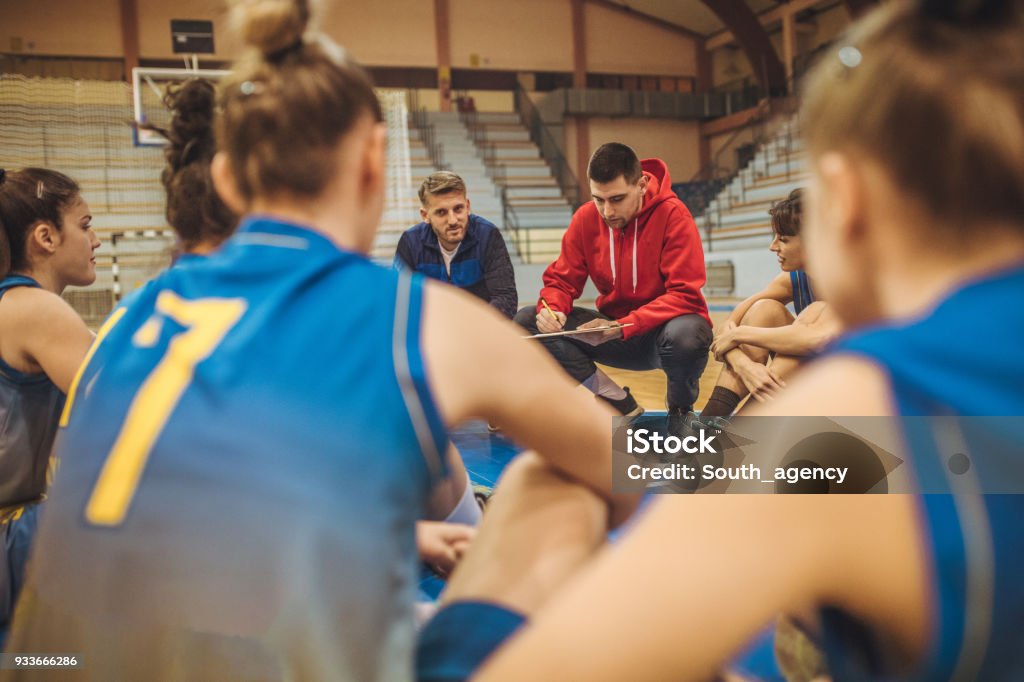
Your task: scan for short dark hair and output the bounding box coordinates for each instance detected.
[769,188,802,238]
[587,143,642,184]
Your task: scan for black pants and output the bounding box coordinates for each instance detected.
[514,306,713,411]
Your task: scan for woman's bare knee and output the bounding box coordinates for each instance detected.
[742,299,793,328]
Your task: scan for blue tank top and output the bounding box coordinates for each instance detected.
[823,264,1024,680]
[9,218,448,680]
[790,269,815,315]
[0,275,65,511]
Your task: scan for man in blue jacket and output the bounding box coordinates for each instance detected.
[395,171,518,318]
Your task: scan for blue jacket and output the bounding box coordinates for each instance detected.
[394,215,518,318]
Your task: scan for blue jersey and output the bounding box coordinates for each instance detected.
[5,218,448,681]
[0,275,63,647]
[790,269,815,315]
[0,275,64,510]
[824,264,1024,680]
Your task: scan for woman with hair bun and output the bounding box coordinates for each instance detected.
[0,167,97,646]
[4,0,633,678]
[154,71,481,587]
[144,77,237,255]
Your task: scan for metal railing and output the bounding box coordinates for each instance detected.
[500,183,574,264]
[500,185,524,260]
[485,153,507,187]
[690,91,802,252]
[553,87,763,121]
[407,90,448,171]
[514,83,582,210]
[455,88,579,261]
[456,93,485,145]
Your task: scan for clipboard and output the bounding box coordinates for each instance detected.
[524,323,633,339]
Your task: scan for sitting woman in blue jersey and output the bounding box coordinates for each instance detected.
[0,168,98,645]
[702,188,839,417]
[3,0,635,677]
[412,0,1024,680]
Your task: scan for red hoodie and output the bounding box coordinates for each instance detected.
[538,158,711,339]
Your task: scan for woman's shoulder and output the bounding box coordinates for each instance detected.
[0,284,74,322]
[0,285,92,381]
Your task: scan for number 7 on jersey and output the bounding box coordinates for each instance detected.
[85,291,246,527]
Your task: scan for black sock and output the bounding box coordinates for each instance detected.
[701,387,741,418]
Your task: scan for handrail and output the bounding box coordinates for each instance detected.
[407,90,448,171]
[686,80,802,251]
[460,114,484,145]
[689,63,806,190]
[500,183,575,263]
[463,87,581,232]
[513,83,582,210]
[690,96,773,185]
[500,185,524,261]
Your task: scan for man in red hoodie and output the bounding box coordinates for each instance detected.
[514,143,712,417]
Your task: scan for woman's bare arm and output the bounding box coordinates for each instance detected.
[0,287,95,393]
[421,282,638,522]
[473,355,931,681]
[716,302,839,360]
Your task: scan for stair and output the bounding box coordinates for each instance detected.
[700,120,809,254]
[424,112,504,225]
[698,118,811,298]
[459,112,575,264]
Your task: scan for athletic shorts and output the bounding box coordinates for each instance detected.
[0,503,40,648]
[416,601,526,682]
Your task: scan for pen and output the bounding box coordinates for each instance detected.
[540,297,558,322]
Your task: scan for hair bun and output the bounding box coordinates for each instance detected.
[167,80,217,168]
[232,0,310,57]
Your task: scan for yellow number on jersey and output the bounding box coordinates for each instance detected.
[59,307,128,427]
[85,291,246,527]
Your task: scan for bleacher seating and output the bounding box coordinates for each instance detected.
[671,179,727,217]
[461,112,575,264]
[374,126,440,258]
[699,120,807,252]
[0,75,433,323]
[0,76,170,317]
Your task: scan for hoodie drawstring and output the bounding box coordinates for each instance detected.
[608,216,640,294]
[608,225,615,287]
[632,218,638,293]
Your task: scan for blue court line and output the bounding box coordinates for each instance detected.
[708,303,738,312]
[451,421,520,488]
